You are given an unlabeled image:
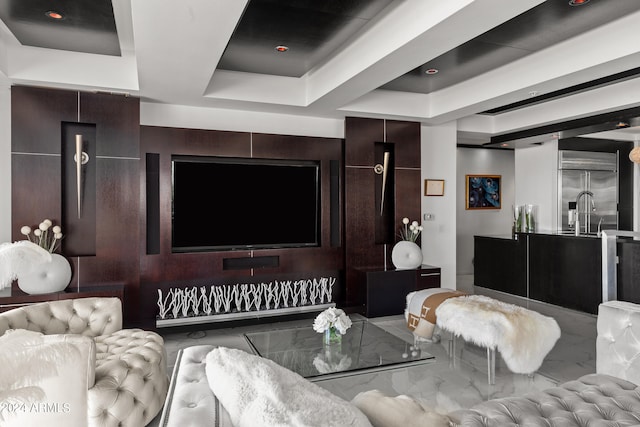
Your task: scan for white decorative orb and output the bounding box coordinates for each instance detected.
[391,241,423,270]
[18,254,72,295]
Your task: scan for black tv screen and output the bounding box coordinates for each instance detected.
[171,156,321,252]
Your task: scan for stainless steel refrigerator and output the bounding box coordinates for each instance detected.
[558,150,618,235]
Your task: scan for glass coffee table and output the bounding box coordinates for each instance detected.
[244,320,434,381]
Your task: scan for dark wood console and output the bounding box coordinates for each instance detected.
[0,284,125,313]
[359,264,441,318]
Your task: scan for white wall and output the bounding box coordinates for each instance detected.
[140,102,345,139]
[421,122,457,290]
[634,140,639,232]
[456,148,515,274]
[0,81,10,243]
[514,140,558,232]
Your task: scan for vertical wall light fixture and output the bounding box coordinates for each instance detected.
[74,134,89,218]
[378,151,390,215]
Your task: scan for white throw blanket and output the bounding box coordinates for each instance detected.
[435,295,561,374]
[206,347,372,427]
[0,241,52,289]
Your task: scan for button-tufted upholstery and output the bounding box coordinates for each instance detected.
[0,297,122,337]
[161,300,640,427]
[446,300,640,427]
[159,345,231,427]
[449,374,640,426]
[596,300,640,384]
[0,298,168,427]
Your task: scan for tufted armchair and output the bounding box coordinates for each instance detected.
[0,297,169,427]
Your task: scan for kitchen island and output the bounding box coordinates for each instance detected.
[474,232,640,314]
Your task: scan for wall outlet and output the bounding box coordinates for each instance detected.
[424,213,435,221]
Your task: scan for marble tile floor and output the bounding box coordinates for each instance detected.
[151,281,597,423]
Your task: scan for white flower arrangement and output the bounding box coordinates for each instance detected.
[313,307,352,335]
[398,217,423,243]
[20,219,63,253]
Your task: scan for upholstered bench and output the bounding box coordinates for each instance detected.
[406,290,561,384]
[0,297,168,427]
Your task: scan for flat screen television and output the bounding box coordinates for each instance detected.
[171,155,321,252]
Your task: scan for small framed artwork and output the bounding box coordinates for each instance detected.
[466,175,501,209]
[424,179,445,196]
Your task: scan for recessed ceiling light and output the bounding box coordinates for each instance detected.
[274,45,289,53]
[568,0,590,6]
[528,91,539,97]
[45,11,64,20]
[424,68,439,75]
[500,143,509,147]
[615,121,630,128]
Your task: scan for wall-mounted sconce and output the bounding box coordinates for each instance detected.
[374,151,390,215]
[74,134,89,218]
[629,146,640,164]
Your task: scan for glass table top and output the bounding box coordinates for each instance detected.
[244,320,434,380]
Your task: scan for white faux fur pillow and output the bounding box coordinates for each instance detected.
[205,347,372,427]
[351,390,451,427]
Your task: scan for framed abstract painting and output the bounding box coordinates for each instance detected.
[465,175,501,209]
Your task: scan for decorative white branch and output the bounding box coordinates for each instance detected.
[156,276,336,319]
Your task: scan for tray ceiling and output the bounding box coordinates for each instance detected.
[0,0,638,143]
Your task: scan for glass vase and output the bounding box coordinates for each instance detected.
[324,326,342,346]
[524,204,536,233]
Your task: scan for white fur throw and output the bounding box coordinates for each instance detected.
[435,295,561,374]
[205,347,372,427]
[351,390,451,427]
[0,241,51,289]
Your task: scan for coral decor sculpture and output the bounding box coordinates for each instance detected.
[157,277,336,320]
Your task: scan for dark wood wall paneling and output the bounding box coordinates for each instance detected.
[10,86,141,323]
[139,126,345,322]
[10,90,422,324]
[344,117,421,310]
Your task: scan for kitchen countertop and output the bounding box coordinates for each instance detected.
[476,231,640,241]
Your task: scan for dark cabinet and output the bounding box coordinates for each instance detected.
[474,235,527,297]
[618,241,640,304]
[474,233,605,314]
[528,234,601,314]
[360,264,441,317]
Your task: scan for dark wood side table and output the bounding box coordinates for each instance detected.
[359,264,441,318]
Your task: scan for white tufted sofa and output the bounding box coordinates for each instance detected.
[159,300,640,427]
[447,300,640,426]
[0,297,169,427]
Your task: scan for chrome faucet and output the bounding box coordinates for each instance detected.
[597,217,604,237]
[575,190,596,235]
